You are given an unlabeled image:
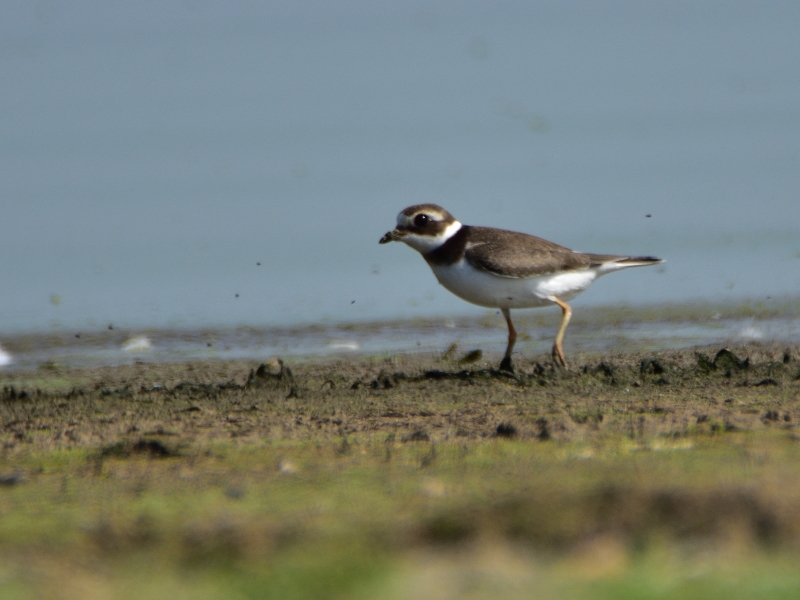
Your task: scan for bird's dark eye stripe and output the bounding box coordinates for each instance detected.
[414,214,430,227]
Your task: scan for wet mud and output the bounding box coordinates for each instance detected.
[2,342,799,453]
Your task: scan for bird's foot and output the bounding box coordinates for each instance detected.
[551,345,568,369]
[499,356,515,373]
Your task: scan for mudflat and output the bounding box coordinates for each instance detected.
[2,342,800,599]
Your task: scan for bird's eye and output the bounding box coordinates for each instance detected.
[414,214,430,227]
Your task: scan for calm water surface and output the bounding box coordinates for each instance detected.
[1,2,799,355]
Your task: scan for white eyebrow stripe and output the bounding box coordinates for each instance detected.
[441,220,462,241]
[398,209,449,226]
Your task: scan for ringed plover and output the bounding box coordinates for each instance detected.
[380,204,663,371]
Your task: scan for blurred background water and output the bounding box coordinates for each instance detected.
[2,1,799,337]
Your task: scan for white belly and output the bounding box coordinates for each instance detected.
[430,260,598,309]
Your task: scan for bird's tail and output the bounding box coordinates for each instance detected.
[589,254,664,274]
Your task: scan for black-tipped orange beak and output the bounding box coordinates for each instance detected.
[379,229,404,244]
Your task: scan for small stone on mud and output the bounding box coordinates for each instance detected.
[534,418,551,440]
[246,359,293,388]
[0,473,24,486]
[278,459,298,475]
[371,372,394,389]
[495,422,517,438]
[421,478,445,497]
[640,358,665,375]
[587,362,614,378]
[102,439,178,458]
[402,430,430,442]
[458,349,483,365]
[225,487,245,500]
[714,348,748,371]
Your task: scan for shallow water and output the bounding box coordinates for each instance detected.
[2,301,799,371]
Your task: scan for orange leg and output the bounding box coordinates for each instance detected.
[551,296,572,368]
[499,308,517,372]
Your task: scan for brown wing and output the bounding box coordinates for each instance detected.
[462,226,593,278]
